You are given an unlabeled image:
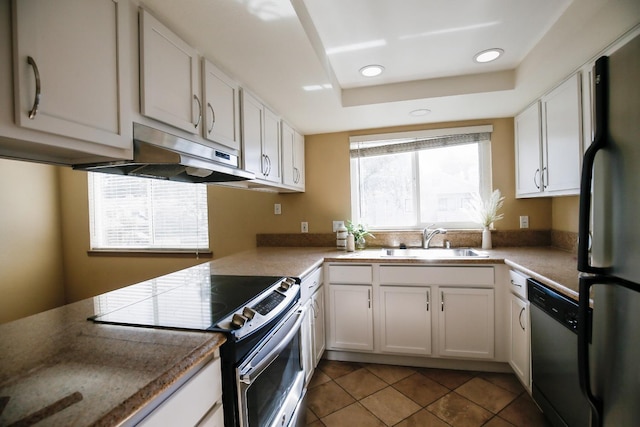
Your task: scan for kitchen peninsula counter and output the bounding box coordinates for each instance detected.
[0,245,578,426]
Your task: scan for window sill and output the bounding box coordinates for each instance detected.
[87,249,213,258]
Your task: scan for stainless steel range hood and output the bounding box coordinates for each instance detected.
[74,123,254,183]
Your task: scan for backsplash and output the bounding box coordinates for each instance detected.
[257,229,578,252]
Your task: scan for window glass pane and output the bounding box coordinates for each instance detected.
[355,152,416,227]
[418,143,479,223]
[88,173,209,250]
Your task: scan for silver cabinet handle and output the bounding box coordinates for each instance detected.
[534,168,540,189]
[510,279,522,288]
[367,289,371,309]
[426,291,430,312]
[265,155,272,176]
[518,306,525,331]
[27,56,41,119]
[441,292,444,311]
[207,103,215,134]
[542,166,548,189]
[294,167,300,184]
[193,94,202,129]
[261,154,268,175]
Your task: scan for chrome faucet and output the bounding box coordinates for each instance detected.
[423,226,447,248]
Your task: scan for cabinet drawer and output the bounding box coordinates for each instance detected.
[380,266,494,286]
[328,265,372,284]
[300,267,323,302]
[139,356,222,426]
[509,270,529,300]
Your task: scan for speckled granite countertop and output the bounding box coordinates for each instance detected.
[0,245,578,426]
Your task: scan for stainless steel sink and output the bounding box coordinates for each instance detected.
[380,248,488,258]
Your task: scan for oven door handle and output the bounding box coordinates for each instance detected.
[239,305,305,385]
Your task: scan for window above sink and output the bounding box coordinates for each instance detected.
[350,125,493,230]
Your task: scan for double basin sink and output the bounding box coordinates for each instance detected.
[380,248,488,259]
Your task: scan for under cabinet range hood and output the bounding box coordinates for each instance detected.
[74,123,254,183]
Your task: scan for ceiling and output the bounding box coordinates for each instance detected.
[141,0,639,135]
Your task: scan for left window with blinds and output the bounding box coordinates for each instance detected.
[88,173,209,251]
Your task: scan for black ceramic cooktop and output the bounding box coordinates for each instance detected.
[90,272,284,331]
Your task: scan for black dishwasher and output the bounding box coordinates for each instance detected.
[528,278,591,427]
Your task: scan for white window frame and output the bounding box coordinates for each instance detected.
[350,125,493,230]
[88,173,210,252]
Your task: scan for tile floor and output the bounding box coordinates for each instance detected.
[305,360,550,427]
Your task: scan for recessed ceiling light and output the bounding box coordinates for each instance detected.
[410,109,431,117]
[360,65,384,77]
[473,48,504,63]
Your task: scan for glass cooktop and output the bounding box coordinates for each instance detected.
[90,265,285,331]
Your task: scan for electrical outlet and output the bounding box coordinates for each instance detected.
[274,203,281,215]
[332,220,345,232]
[519,215,529,229]
[301,222,309,233]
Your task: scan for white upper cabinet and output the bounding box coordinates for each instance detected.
[515,73,583,198]
[281,121,305,191]
[140,8,200,135]
[515,102,543,196]
[541,73,582,194]
[6,0,131,162]
[202,59,241,151]
[241,90,282,183]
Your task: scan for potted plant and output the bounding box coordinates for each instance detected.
[345,221,374,249]
[468,189,505,249]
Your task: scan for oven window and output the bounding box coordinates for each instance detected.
[247,333,302,426]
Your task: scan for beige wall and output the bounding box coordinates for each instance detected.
[552,196,580,232]
[0,158,65,323]
[285,118,555,233]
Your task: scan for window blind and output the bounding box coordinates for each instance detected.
[350,132,491,158]
[88,173,209,250]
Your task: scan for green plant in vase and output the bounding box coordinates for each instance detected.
[345,221,374,249]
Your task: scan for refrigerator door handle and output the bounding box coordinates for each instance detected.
[578,56,610,274]
[578,275,603,427]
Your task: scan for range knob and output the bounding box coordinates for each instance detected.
[231,313,248,329]
[279,278,296,292]
[242,307,256,320]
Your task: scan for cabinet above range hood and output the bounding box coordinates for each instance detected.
[74,123,254,183]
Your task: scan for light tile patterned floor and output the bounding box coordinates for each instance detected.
[306,360,550,427]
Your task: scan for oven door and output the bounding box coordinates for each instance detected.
[236,304,307,427]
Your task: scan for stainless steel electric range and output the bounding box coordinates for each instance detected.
[90,265,306,427]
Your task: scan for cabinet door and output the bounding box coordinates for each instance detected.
[281,122,305,190]
[438,288,494,359]
[241,90,264,177]
[262,106,281,183]
[140,9,200,134]
[380,286,431,355]
[202,59,240,151]
[294,130,305,189]
[12,0,128,149]
[328,284,373,351]
[515,102,543,197]
[509,294,530,389]
[541,73,582,194]
[312,288,326,365]
[301,300,314,386]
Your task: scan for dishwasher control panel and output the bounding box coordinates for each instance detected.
[527,279,585,332]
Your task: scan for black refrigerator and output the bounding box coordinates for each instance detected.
[577,32,640,427]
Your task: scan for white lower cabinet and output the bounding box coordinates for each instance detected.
[438,287,495,359]
[380,286,431,355]
[138,355,223,426]
[509,294,530,387]
[312,288,326,363]
[328,284,374,351]
[326,263,497,361]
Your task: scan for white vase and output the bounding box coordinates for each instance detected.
[482,227,492,249]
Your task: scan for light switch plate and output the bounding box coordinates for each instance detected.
[519,216,529,229]
[274,203,281,215]
[332,221,344,232]
[301,222,309,233]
